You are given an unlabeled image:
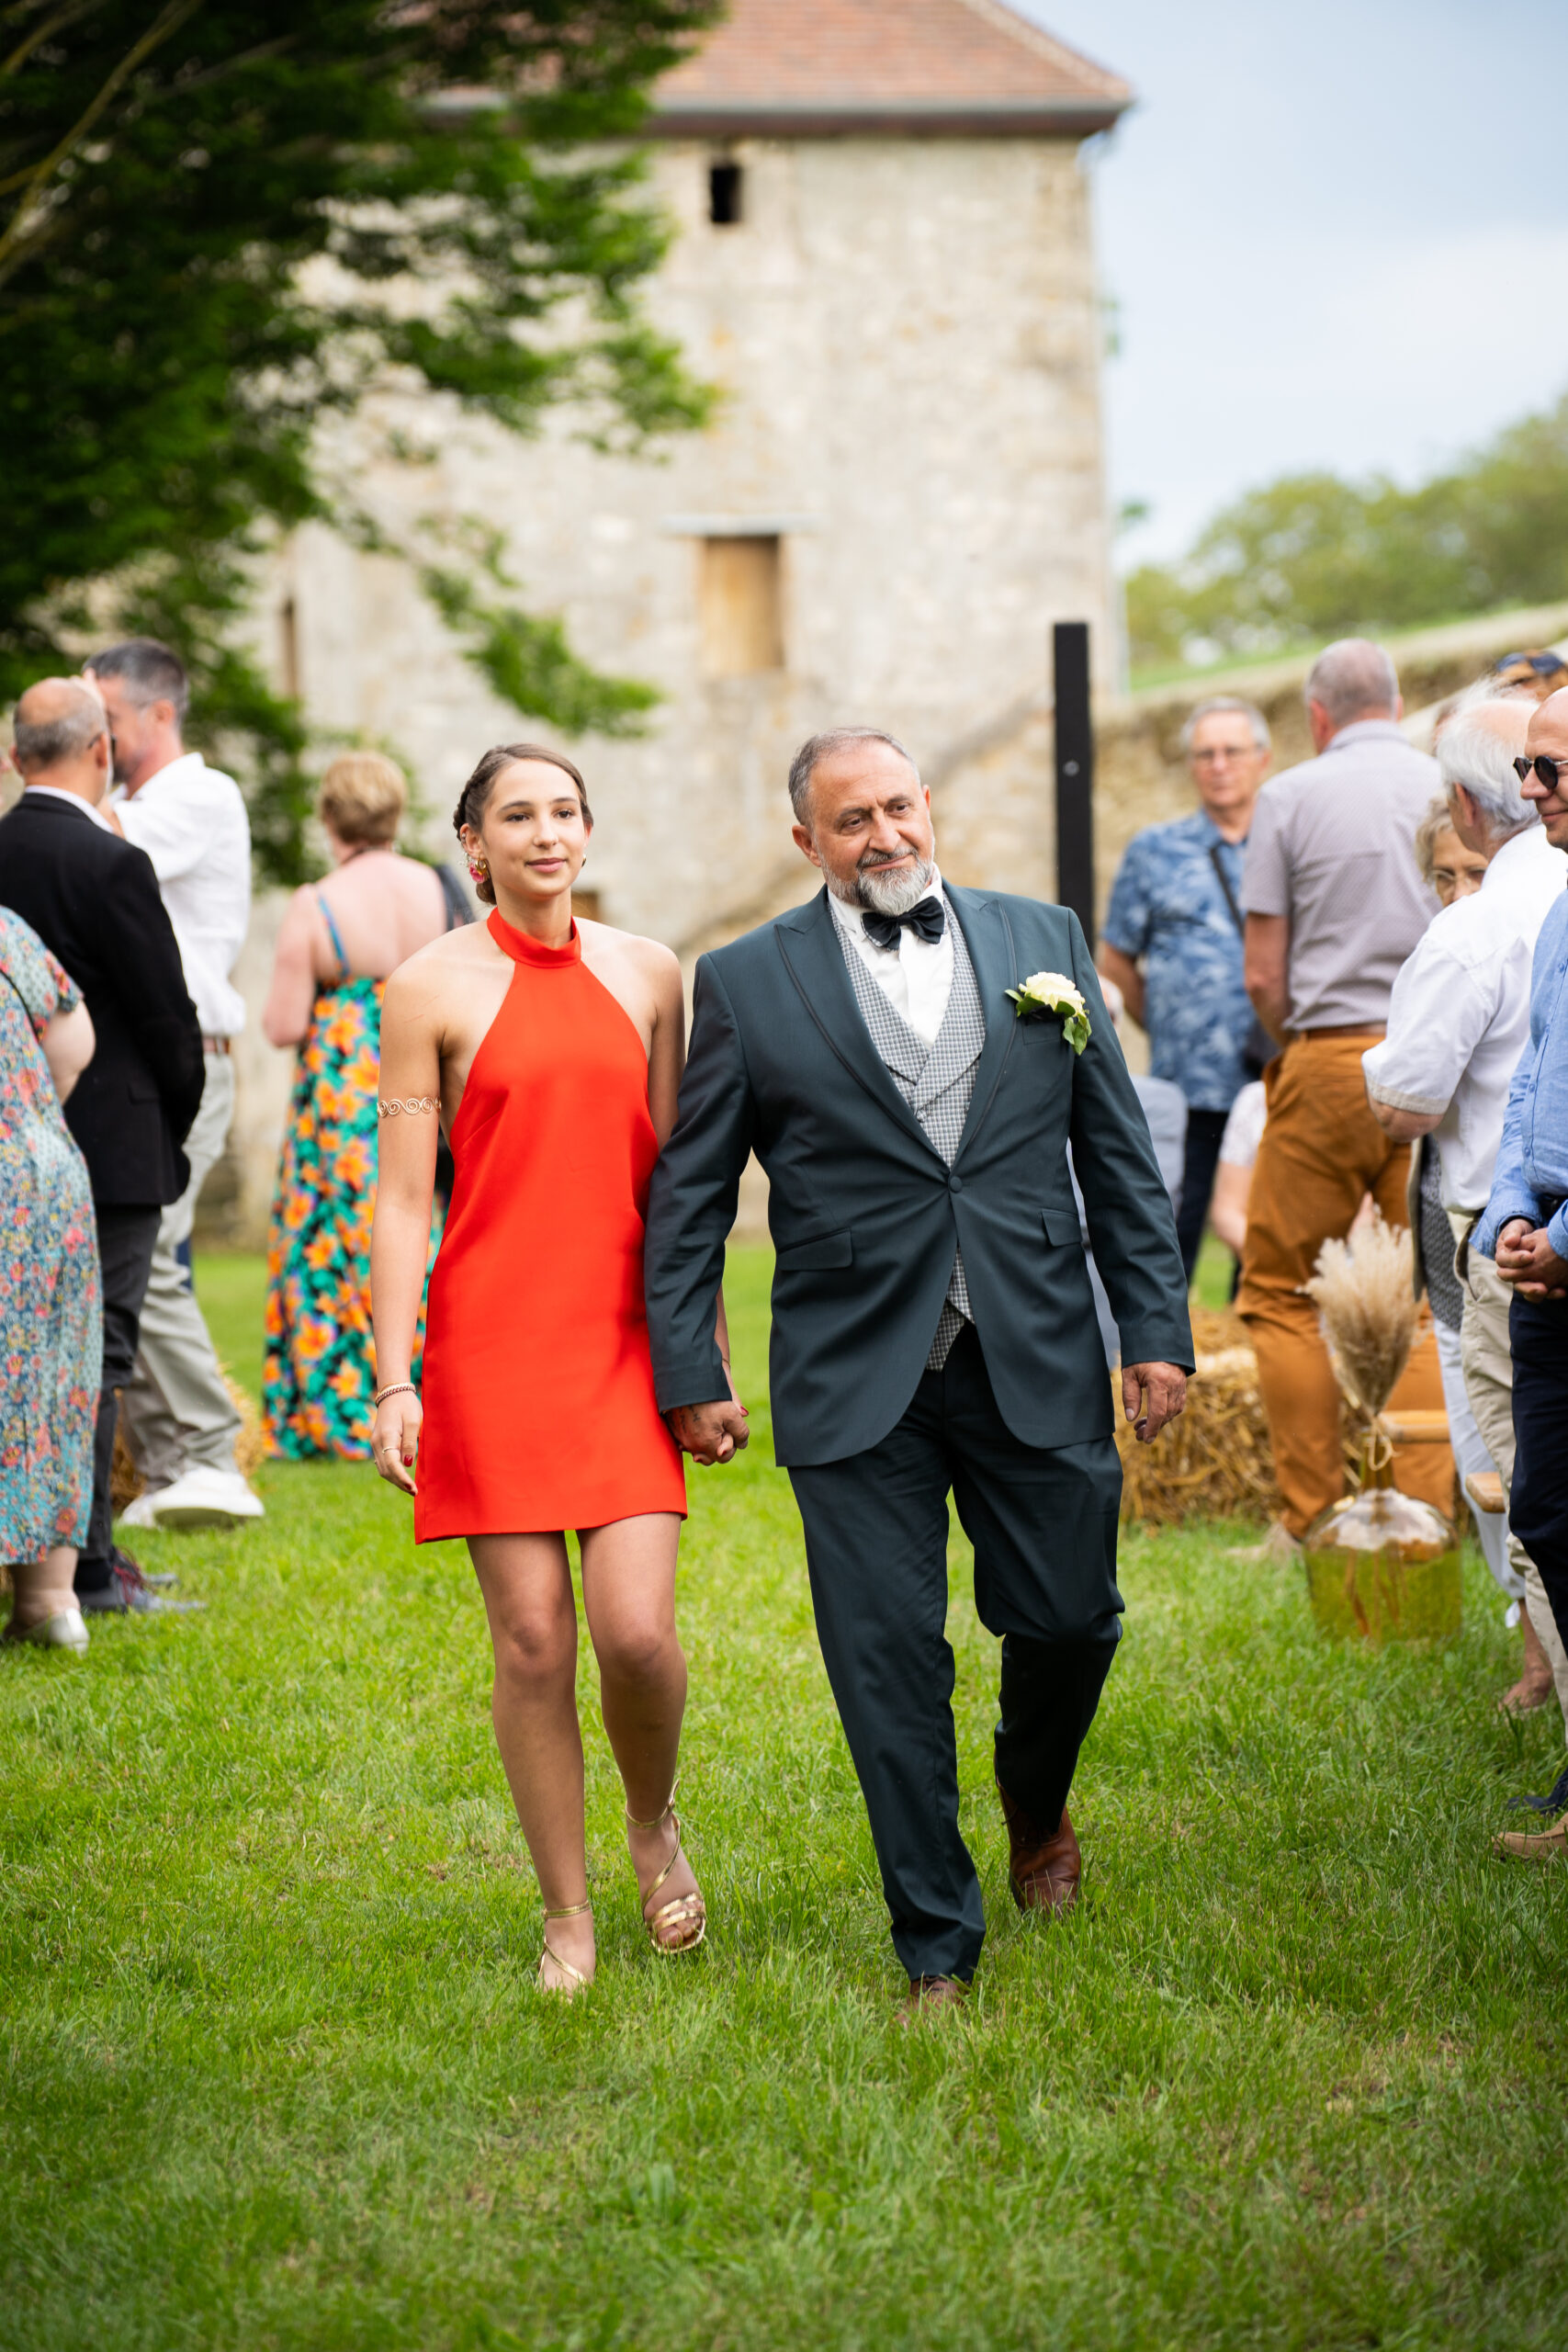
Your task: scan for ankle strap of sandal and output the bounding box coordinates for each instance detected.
[626,1774,680,1831]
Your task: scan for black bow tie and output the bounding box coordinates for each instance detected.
[861,896,946,954]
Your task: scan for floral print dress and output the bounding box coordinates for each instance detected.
[0,909,101,1557]
[263,898,441,1458]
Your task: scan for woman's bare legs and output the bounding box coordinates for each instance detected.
[579,1512,703,1945]
[8,1546,80,1631]
[468,1532,595,1990]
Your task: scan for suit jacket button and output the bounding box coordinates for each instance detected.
[948,1173,964,1193]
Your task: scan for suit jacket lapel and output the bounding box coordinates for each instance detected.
[774,891,944,1161]
[948,888,1019,1163]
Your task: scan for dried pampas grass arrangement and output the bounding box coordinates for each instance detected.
[1302,1214,1418,1429]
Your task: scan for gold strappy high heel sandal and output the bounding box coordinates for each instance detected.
[626,1784,706,1954]
[537,1897,593,1993]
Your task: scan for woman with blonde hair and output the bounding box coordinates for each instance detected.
[262,752,448,1456]
[369,743,740,1992]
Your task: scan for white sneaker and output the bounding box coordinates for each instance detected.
[118,1489,164,1531]
[4,1607,89,1655]
[138,1466,265,1531]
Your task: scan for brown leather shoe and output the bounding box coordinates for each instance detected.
[998,1781,1081,1915]
[1495,1809,1568,1860]
[896,1974,966,2024]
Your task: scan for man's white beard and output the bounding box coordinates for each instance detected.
[828,852,937,916]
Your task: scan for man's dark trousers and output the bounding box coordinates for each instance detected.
[788,1324,1122,1984]
[1175,1106,1230,1283]
[76,1205,161,1595]
[1507,1295,1568,1652]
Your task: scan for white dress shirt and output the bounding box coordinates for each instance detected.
[1362,821,1567,1209]
[109,751,251,1036]
[828,868,953,1046]
[22,783,118,832]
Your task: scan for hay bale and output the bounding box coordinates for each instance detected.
[1115,1309,1282,1526]
[111,1370,264,1517]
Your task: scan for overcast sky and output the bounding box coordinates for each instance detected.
[1015,0,1568,565]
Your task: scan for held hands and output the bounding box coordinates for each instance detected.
[370,1392,423,1493]
[1122,1361,1187,1444]
[1495,1217,1568,1303]
[669,1363,750,1466]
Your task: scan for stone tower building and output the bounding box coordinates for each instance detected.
[280,0,1131,957]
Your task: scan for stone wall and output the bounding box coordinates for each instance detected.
[276,130,1118,953]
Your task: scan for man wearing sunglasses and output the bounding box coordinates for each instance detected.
[1476,685,1568,1846]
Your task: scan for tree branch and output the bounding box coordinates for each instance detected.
[1,1,112,81]
[0,0,205,285]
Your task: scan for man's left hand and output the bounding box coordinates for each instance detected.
[1495,1221,1568,1302]
[1122,1361,1188,1443]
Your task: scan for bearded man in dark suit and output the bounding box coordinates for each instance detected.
[0,678,205,1613]
[645,729,1192,2018]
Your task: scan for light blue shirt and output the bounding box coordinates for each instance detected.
[1476,885,1568,1261]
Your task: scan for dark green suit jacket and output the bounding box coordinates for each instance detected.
[644,885,1193,1467]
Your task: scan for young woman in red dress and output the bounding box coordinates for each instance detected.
[369,745,744,1994]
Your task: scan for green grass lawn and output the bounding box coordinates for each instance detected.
[4,1249,1567,2350]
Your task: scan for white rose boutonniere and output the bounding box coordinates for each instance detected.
[1005,969,1091,1054]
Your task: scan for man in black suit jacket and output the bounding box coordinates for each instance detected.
[645,729,1193,2014]
[0,679,205,1610]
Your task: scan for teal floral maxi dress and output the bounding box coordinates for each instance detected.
[263,899,442,1458]
[0,909,101,1559]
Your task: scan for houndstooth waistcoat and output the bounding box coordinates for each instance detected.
[833,896,986,1368]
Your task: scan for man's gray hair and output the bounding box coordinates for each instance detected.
[1178,695,1270,756]
[1303,638,1399,728]
[12,677,108,773]
[1438,702,1535,837]
[787,727,919,821]
[85,634,190,723]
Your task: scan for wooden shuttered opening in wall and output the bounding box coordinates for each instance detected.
[698,536,784,677]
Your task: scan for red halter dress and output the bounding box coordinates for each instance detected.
[414,910,687,1540]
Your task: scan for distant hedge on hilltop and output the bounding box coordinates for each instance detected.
[1126,392,1568,673]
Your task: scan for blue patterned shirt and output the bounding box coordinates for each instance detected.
[1102,808,1253,1113]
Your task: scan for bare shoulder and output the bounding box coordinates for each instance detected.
[385,922,499,1007]
[581,919,681,991]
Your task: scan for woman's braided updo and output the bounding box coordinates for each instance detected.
[452,743,592,907]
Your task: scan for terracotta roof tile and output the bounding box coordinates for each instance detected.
[653,0,1131,131]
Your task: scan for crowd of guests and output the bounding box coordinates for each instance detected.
[1101,634,1568,1846]
[9,623,1568,1860]
[0,644,448,1654]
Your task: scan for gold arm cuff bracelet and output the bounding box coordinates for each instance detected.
[378,1096,439,1120]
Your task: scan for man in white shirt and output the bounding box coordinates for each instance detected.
[1362,693,1567,1724]
[84,639,262,1530]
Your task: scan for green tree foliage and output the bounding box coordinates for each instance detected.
[1125,392,1568,674]
[0,0,717,876]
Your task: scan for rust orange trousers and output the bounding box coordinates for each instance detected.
[1235,1033,1454,1538]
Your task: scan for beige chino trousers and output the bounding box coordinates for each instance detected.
[1454,1211,1568,1741]
[117,1052,243,1492]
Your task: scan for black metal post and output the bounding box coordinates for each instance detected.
[1053,619,1095,951]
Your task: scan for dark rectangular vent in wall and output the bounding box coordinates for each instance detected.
[708,162,742,226]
